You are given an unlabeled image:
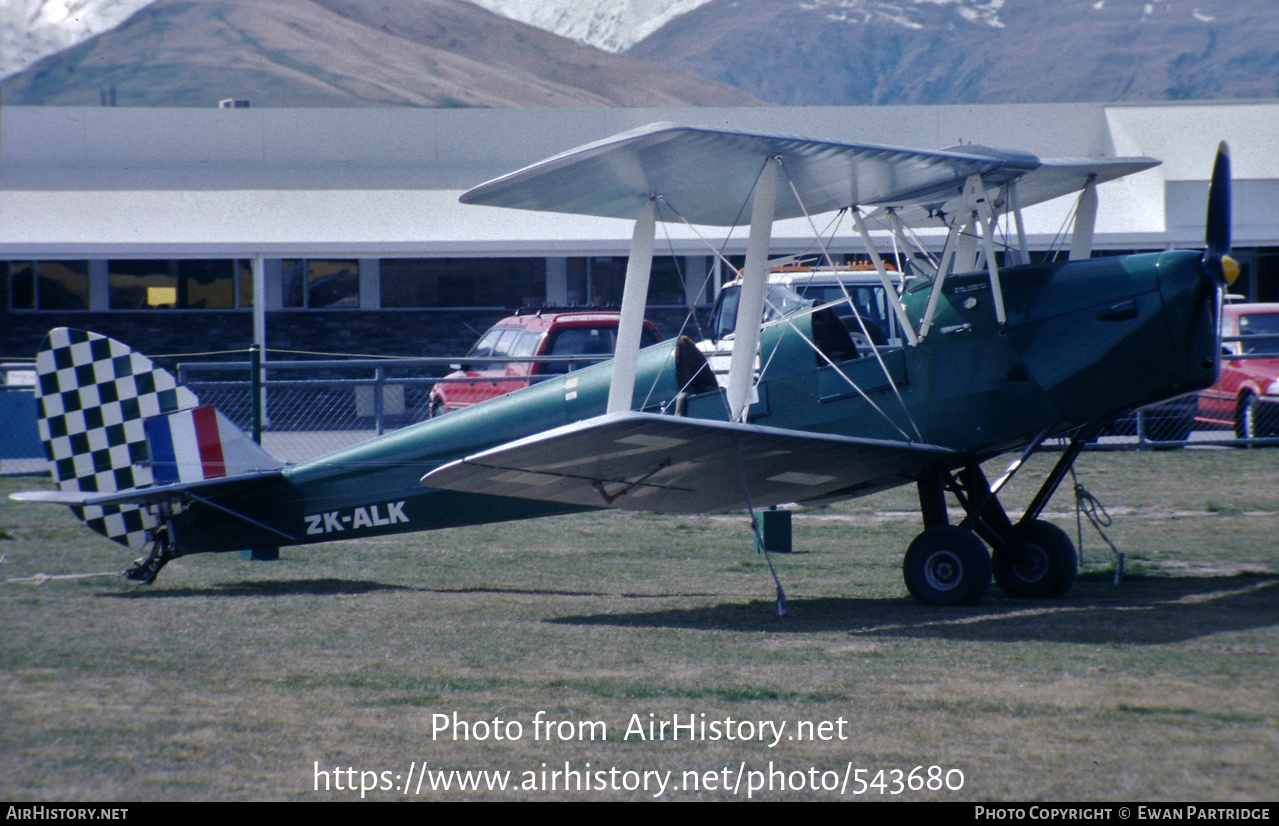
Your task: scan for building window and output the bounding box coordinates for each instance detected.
[7,261,89,310]
[108,259,251,309]
[564,256,687,307]
[649,257,689,305]
[380,258,545,308]
[1250,248,1279,302]
[283,259,360,309]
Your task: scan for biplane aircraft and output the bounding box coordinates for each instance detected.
[12,124,1236,607]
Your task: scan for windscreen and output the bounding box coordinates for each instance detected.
[1237,313,1279,355]
[794,283,892,343]
[539,325,660,374]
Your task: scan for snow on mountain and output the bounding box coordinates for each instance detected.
[0,0,156,79]
[794,0,1008,29]
[460,0,714,53]
[629,0,1276,106]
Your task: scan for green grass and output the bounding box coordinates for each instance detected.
[1,448,1277,800]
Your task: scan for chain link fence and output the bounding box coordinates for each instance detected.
[176,355,442,462]
[4,349,1277,474]
[173,352,597,463]
[177,353,1279,458]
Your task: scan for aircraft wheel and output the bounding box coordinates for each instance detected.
[993,520,1077,598]
[902,526,991,606]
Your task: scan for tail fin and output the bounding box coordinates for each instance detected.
[145,406,281,484]
[33,328,278,548]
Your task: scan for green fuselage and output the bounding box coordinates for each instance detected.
[170,250,1216,555]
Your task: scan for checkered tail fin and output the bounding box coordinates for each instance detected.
[35,328,201,548]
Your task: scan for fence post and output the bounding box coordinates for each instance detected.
[374,365,386,436]
[249,344,262,444]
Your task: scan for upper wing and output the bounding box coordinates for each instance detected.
[421,411,954,514]
[459,122,1158,226]
[877,153,1161,226]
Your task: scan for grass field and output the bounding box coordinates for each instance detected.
[1,449,1277,801]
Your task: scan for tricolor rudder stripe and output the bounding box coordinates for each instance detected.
[147,407,227,483]
[35,328,198,548]
[146,406,281,484]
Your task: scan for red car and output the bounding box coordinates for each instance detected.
[429,311,662,416]
[1196,303,1279,438]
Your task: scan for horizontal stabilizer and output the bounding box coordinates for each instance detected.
[10,469,283,508]
[421,412,953,514]
[460,123,1158,226]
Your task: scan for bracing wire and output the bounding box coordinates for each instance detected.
[778,159,924,441]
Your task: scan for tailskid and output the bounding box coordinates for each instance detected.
[123,523,176,585]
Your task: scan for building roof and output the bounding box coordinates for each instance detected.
[3,101,1277,258]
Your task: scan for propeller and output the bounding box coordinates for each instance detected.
[1202,141,1239,288]
[1202,141,1238,377]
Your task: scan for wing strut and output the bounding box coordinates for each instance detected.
[1008,181,1029,266]
[1069,177,1099,261]
[607,198,657,414]
[919,174,1009,337]
[851,208,919,347]
[973,175,1007,326]
[726,157,780,423]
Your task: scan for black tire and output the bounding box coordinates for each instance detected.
[428,395,445,419]
[903,526,991,606]
[1233,393,1275,440]
[993,520,1077,598]
[1235,393,1254,440]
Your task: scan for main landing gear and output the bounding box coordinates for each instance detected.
[902,430,1090,606]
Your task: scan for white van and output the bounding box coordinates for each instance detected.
[699,264,906,386]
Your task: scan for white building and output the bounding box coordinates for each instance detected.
[3,101,1277,356]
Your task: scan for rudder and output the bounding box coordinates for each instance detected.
[35,328,198,548]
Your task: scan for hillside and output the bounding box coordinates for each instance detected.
[628,0,1279,105]
[0,0,762,108]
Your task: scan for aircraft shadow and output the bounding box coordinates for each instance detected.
[101,579,715,600]
[549,574,1279,645]
[429,586,717,599]
[101,578,412,599]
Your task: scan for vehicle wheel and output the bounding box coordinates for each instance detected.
[993,520,1077,598]
[428,396,445,419]
[902,526,991,606]
[1235,393,1256,441]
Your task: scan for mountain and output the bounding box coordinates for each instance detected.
[0,0,762,107]
[7,0,1273,108]
[627,0,1279,105]
[460,0,714,53]
[0,0,156,80]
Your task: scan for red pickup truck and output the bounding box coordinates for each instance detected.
[428,311,662,416]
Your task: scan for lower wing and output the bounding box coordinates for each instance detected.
[422,411,954,514]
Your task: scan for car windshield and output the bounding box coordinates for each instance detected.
[1237,313,1279,355]
[539,325,659,374]
[792,283,892,340]
[713,284,806,340]
[465,327,532,371]
[465,329,503,359]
